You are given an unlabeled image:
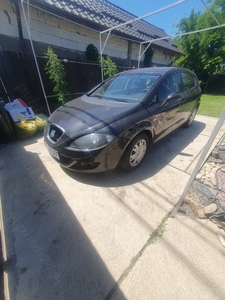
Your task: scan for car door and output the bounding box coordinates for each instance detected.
[146,72,183,142]
[179,71,201,122]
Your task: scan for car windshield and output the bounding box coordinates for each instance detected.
[88,73,159,103]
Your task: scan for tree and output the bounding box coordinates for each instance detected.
[198,0,225,75]
[85,44,99,62]
[174,10,203,75]
[144,46,154,67]
[174,0,225,77]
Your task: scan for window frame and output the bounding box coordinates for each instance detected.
[181,72,196,91]
[156,71,182,103]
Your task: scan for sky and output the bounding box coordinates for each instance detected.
[109,0,205,36]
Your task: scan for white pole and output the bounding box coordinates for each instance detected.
[141,24,225,45]
[172,108,225,216]
[99,32,104,82]
[21,0,51,115]
[101,0,188,34]
[138,43,142,69]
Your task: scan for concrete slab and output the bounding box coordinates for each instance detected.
[0,115,225,300]
[113,216,225,300]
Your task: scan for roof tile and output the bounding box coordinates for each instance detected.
[34,0,182,54]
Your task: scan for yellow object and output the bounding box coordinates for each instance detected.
[14,120,37,139]
[35,114,48,132]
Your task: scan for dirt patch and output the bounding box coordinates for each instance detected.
[182,186,206,219]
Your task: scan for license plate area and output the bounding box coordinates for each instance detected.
[46,143,60,160]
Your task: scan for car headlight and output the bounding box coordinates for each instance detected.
[71,133,114,150]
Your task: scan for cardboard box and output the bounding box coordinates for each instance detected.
[4,98,35,122]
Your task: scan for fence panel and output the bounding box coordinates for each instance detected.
[0,51,102,114]
[0,51,134,114]
[0,51,48,114]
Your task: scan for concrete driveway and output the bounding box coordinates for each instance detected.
[0,115,225,300]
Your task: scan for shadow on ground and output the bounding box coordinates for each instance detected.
[1,119,225,300]
[63,120,206,187]
[0,138,126,300]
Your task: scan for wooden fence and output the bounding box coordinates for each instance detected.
[0,51,102,114]
[0,50,134,114]
[0,51,47,113]
[1,50,223,116]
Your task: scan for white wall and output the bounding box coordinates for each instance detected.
[0,0,131,62]
[0,0,174,66]
[0,0,19,37]
[152,48,174,66]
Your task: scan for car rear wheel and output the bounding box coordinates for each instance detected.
[184,107,197,128]
[120,133,149,171]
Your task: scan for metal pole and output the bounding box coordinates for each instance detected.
[99,32,103,82]
[21,0,51,115]
[141,24,225,46]
[171,108,225,216]
[138,41,153,68]
[200,0,221,26]
[0,77,11,102]
[101,0,188,34]
[99,30,113,81]
[100,0,187,71]
[138,43,142,69]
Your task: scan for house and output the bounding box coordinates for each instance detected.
[0,0,182,113]
[1,0,182,65]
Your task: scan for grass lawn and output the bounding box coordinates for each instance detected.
[198,94,225,118]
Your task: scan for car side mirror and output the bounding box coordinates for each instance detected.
[159,93,181,107]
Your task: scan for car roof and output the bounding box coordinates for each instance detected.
[121,67,195,77]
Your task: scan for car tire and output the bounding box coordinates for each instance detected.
[183,107,197,128]
[120,133,149,171]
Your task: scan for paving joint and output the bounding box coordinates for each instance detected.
[104,213,170,300]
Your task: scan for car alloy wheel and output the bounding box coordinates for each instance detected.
[184,107,197,128]
[121,133,149,171]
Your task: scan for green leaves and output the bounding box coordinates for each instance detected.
[85,44,99,62]
[174,0,225,77]
[45,47,68,104]
[144,46,154,67]
[101,56,117,80]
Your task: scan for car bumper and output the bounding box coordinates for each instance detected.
[44,139,123,173]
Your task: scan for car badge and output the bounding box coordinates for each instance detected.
[50,129,56,138]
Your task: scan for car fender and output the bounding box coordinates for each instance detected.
[117,120,154,157]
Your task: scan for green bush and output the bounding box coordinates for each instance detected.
[45,47,68,104]
[101,55,117,80]
[144,47,154,67]
[85,44,99,62]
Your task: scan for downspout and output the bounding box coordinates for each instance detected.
[127,41,132,67]
[21,0,51,115]
[12,0,27,54]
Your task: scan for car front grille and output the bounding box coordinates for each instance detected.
[47,123,65,144]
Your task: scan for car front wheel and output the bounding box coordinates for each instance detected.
[184,107,197,128]
[120,133,149,171]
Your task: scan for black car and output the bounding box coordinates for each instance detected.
[44,67,201,173]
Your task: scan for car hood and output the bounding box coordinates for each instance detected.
[48,95,140,138]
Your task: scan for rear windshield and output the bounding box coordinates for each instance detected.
[88,73,159,103]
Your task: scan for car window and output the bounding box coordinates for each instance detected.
[89,73,159,103]
[157,72,182,102]
[181,72,196,91]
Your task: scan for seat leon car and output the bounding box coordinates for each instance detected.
[44,67,201,173]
